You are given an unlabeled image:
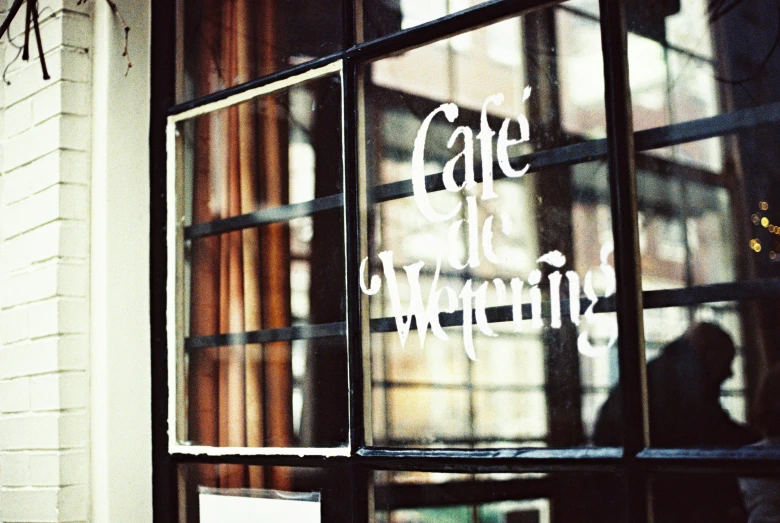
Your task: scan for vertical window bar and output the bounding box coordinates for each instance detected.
[598,0,651,521]
[343,0,371,522]
[151,0,177,522]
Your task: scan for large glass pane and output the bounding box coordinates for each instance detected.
[179,0,343,101]
[626,0,780,452]
[361,4,618,448]
[175,74,348,450]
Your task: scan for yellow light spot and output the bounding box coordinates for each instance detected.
[771,251,777,260]
[752,214,760,224]
[754,242,762,253]
[762,217,770,227]
[760,202,769,211]
[750,239,756,248]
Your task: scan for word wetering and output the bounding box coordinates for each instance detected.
[359,90,617,360]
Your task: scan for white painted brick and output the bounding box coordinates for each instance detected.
[2,99,32,138]
[3,114,90,171]
[28,453,60,486]
[7,12,91,62]
[2,221,89,272]
[27,300,59,339]
[3,116,60,171]
[1,163,33,205]
[55,336,88,371]
[1,263,57,308]
[1,262,88,308]
[29,450,87,486]
[40,0,93,17]
[33,81,91,123]
[2,184,89,240]
[0,306,29,344]
[30,372,87,411]
[57,262,88,297]
[0,336,88,379]
[1,150,90,205]
[0,412,86,451]
[0,378,30,413]
[0,452,31,486]
[28,298,88,338]
[58,484,88,521]
[58,412,87,448]
[0,487,59,521]
[58,149,90,185]
[0,413,60,450]
[59,115,90,151]
[5,47,90,106]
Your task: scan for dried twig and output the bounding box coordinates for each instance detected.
[0,0,132,80]
[77,0,132,75]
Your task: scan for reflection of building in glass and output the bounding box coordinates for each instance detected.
[365,0,749,458]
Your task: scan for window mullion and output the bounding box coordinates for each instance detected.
[598,0,651,521]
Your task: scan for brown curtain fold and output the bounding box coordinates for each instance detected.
[189,0,222,494]
[188,0,293,496]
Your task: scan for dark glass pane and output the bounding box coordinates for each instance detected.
[373,470,625,523]
[180,0,343,101]
[651,470,780,523]
[627,0,780,452]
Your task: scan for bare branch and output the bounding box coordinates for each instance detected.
[77,0,132,75]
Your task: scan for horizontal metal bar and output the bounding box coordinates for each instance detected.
[185,321,346,350]
[642,278,780,309]
[185,194,344,240]
[369,277,780,333]
[635,100,780,151]
[377,436,547,446]
[183,278,778,349]
[638,448,780,476]
[372,380,608,394]
[171,446,780,474]
[372,380,545,392]
[357,447,624,473]
[370,138,606,203]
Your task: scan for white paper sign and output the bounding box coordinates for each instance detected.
[200,488,321,523]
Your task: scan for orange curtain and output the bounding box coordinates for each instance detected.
[188,0,293,495]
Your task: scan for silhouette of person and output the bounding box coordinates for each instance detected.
[739,365,780,523]
[590,322,759,523]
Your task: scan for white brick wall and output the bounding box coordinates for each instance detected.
[0,1,91,521]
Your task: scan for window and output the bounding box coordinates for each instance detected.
[151,0,780,521]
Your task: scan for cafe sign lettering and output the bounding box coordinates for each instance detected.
[359,90,617,360]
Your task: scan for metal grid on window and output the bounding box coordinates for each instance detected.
[150,1,780,522]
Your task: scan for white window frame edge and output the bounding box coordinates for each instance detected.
[166,60,351,457]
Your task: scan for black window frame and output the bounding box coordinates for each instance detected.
[150,1,780,522]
